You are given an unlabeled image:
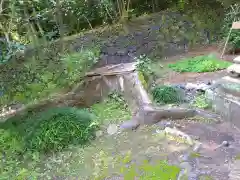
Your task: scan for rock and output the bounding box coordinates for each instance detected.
[185,83,199,90]
[193,143,202,152]
[180,162,193,172]
[120,120,140,130]
[222,140,230,147]
[116,50,127,56]
[107,124,119,135]
[179,153,190,162]
[157,120,174,129]
[197,83,210,91]
[96,130,103,137]
[233,56,240,64]
[227,64,240,76]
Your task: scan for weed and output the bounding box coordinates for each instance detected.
[152,85,182,104]
[168,54,232,73]
[135,55,155,88]
[91,93,131,124]
[94,151,180,180]
[26,107,97,152]
[2,107,98,152]
[192,94,210,109]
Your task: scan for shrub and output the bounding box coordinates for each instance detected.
[0,128,25,156]
[21,107,98,152]
[222,4,240,50]
[0,47,100,107]
[168,54,232,73]
[192,94,210,109]
[151,85,182,104]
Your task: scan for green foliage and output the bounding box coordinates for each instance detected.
[91,92,131,124]
[0,40,25,64]
[61,49,99,83]
[0,48,100,107]
[121,160,180,180]
[0,129,25,156]
[27,107,97,152]
[192,94,210,109]
[152,85,182,104]
[2,107,97,153]
[94,150,180,180]
[135,55,155,88]
[168,54,232,73]
[222,4,240,50]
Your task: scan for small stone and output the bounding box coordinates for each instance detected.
[120,120,140,130]
[197,83,210,91]
[180,162,193,172]
[107,124,118,135]
[193,142,202,152]
[116,50,126,56]
[179,153,190,162]
[96,130,103,138]
[233,56,240,64]
[227,64,240,76]
[222,140,230,147]
[185,83,199,90]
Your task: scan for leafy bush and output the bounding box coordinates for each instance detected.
[151,85,182,104]
[135,55,155,88]
[192,94,210,109]
[0,48,100,107]
[24,107,97,152]
[0,129,25,156]
[91,92,131,124]
[0,39,25,64]
[168,54,232,73]
[2,107,97,152]
[222,4,240,50]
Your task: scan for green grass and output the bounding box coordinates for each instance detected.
[0,93,182,179]
[168,54,232,73]
[152,85,183,104]
[90,93,131,124]
[192,94,210,109]
[121,160,180,180]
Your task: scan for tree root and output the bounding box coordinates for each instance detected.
[120,105,222,130]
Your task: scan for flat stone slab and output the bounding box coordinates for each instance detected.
[233,56,240,64]
[206,88,240,128]
[227,64,240,77]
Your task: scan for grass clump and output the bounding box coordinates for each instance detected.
[192,94,210,109]
[26,107,97,152]
[152,85,182,104]
[2,107,97,152]
[91,92,131,124]
[168,54,232,73]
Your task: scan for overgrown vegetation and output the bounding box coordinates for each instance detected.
[168,54,232,73]
[222,4,240,50]
[0,92,132,179]
[1,107,97,152]
[192,94,210,109]
[91,92,131,124]
[0,47,100,107]
[152,85,182,104]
